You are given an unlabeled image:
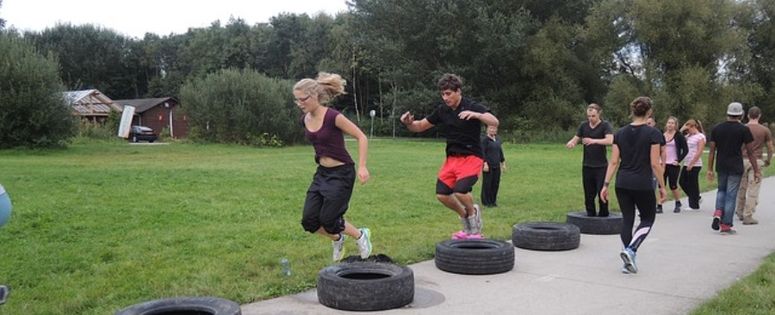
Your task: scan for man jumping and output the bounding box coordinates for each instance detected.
[400,73,499,239]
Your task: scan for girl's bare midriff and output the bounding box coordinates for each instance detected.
[319,156,345,168]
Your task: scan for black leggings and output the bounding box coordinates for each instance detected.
[664,164,680,190]
[679,166,702,208]
[616,188,656,252]
[582,166,608,216]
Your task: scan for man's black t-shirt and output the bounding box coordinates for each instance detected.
[576,120,614,168]
[709,121,754,174]
[481,135,505,167]
[426,97,490,158]
[614,124,663,191]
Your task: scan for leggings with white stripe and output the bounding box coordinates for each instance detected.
[615,187,656,252]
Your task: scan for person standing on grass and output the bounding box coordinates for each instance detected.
[294,72,372,261]
[707,102,761,235]
[0,183,12,304]
[400,73,499,239]
[481,125,506,207]
[566,103,614,217]
[736,106,773,225]
[600,96,666,274]
[662,116,689,213]
[679,119,706,210]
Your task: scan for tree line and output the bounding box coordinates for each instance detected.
[2,0,775,146]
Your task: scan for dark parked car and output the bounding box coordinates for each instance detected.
[129,125,158,143]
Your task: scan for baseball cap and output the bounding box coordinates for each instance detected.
[727,102,744,116]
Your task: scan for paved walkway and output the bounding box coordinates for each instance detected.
[243,177,775,315]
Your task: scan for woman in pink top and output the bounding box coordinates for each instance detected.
[662,117,688,213]
[295,72,372,262]
[679,119,706,209]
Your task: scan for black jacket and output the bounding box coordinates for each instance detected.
[670,131,689,163]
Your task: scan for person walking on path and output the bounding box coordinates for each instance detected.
[0,183,12,304]
[295,72,372,261]
[662,116,689,213]
[735,106,773,225]
[481,125,506,207]
[600,96,666,274]
[400,73,499,239]
[566,103,614,217]
[679,119,706,210]
[707,102,762,235]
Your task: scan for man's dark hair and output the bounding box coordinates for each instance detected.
[748,106,761,119]
[437,73,463,92]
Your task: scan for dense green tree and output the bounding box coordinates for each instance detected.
[179,69,302,145]
[25,24,152,99]
[0,34,76,148]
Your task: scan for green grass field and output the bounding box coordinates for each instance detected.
[0,139,772,314]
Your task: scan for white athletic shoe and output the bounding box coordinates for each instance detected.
[332,234,346,261]
[356,228,372,259]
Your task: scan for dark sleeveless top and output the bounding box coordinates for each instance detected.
[303,108,354,165]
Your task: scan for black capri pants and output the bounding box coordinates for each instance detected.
[301,164,355,234]
[663,164,680,190]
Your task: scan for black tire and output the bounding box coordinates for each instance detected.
[566,211,623,235]
[115,296,241,315]
[317,261,414,311]
[434,239,514,275]
[512,222,580,251]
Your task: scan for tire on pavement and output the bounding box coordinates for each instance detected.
[115,296,241,315]
[566,211,623,235]
[317,261,414,311]
[512,222,580,251]
[434,239,514,275]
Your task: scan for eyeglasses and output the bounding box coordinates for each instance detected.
[294,95,311,104]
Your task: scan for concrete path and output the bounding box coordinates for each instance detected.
[243,177,775,315]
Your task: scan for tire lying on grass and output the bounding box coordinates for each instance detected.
[115,296,241,315]
[317,261,414,311]
[512,222,580,251]
[566,211,623,235]
[435,239,514,275]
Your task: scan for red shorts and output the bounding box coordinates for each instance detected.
[437,155,484,194]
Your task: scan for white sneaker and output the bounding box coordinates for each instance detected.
[460,216,471,234]
[356,228,372,259]
[332,234,346,261]
[469,204,483,234]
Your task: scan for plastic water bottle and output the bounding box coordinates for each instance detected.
[280,257,291,277]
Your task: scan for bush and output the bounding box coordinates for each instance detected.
[0,34,76,148]
[180,69,302,146]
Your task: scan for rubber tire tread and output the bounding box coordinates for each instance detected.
[115,296,241,315]
[434,239,514,275]
[512,222,580,251]
[566,211,623,235]
[317,261,414,311]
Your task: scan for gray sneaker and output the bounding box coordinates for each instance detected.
[620,248,638,274]
[471,204,483,234]
[332,234,346,261]
[0,284,8,305]
[356,228,372,259]
[459,215,471,233]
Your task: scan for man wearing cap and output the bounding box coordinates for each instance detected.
[735,106,773,225]
[707,102,762,234]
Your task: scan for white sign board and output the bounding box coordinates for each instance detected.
[118,106,135,138]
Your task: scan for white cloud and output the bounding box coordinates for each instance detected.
[1,0,349,38]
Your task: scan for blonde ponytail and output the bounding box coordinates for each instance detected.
[293,72,347,104]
